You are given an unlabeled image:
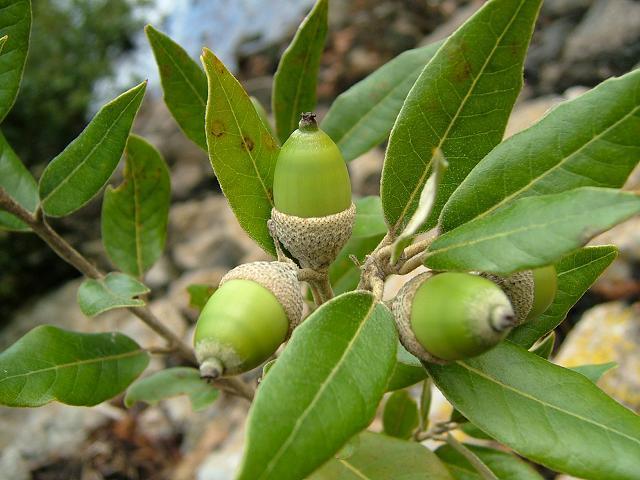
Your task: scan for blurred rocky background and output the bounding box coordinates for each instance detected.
[1,0,640,478]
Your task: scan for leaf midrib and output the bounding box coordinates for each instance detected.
[467,102,640,224]
[0,349,145,384]
[258,297,377,479]
[458,359,640,447]
[285,2,324,139]
[207,55,274,207]
[427,196,634,259]
[390,0,527,235]
[154,31,206,107]
[40,87,144,205]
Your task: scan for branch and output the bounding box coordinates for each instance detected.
[0,187,255,401]
[443,433,499,480]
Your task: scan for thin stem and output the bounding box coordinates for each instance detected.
[444,433,499,480]
[0,187,255,401]
[315,274,334,303]
[414,421,459,441]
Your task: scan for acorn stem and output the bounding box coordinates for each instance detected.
[200,358,224,380]
[298,112,318,131]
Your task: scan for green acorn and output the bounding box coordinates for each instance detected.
[527,265,557,320]
[393,272,516,363]
[193,261,303,379]
[481,270,534,325]
[270,113,355,270]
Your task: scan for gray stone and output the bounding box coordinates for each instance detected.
[542,0,593,17]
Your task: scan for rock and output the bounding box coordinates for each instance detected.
[173,230,246,271]
[542,0,593,17]
[525,18,576,79]
[564,0,640,64]
[349,147,384,197]
[0,404,112,478]
[555,302,640,412]
[419,1,483,45]
[145,255,178,291]
[504,94,563,138]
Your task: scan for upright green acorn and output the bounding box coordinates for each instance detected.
[393,272,516,363]
[271,113,355,270]
[194,261,303,379]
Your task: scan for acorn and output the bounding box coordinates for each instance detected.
[270,112,355,270]
[527,265,557,320]
[480,270,534,325]
[193,261,303,379]
[393,272,516,363]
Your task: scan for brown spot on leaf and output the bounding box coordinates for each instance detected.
[210,120,225,137]
[262,132,278,150]
[242,136,255,152]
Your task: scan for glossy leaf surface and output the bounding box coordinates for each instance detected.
[77,272,149,317]
[272,0,328,143]
[0,325,148,407]
[380,0,541,236]
[0,131,37,230]
[441,68,640,231]
[39,82,147,217]
[101,135,170,277]
[145,25,208,150]
[436,444,544,480]
[125,367,218,411]
[0,0,30,122]
[321,40,443,162]
[425,341,640,480]
[237,292,397,480]
[425,188,638,275]
[383,390,419,439]
[202,48,279,256]
[310,431,454,480]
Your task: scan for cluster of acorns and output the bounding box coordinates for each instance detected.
[193,114,557,379]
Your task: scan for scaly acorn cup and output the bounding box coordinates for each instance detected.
[393,272,516,363]
[194,261,303,379]
[527,265,558,320]
[480,270,534,325]
[271,112,355,270]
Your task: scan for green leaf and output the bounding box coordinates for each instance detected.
[436,444,544,480]
[0,325,149,407]
[425,341,640,480]
[101,135,170,277]
[425,188,639,275]
[124,367,218,411]
[329,196,387,294]
[510,245,618,347]
[0,130,37,231]
[251,96,276,139]
[386,342,428,392]
[201,48,279,256]
[309,431,454,480]
[321,40,443,162]
[441,68,640,232]
[380,0,541,237]
[77,272,150,317]
[383,390,419,439]
[145,25,207,150]
[236,292,397,480]
[272,0,328,143]
[187,283,216,313]
[391,149,447,263]
[530,332,555,358]
[571,362,618,384]
[0,0,31,123]
[39,82,147,217]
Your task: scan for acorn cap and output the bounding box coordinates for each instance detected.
[271,203,356,270]
[392,272,448,365]
[480,270,534,325]
[220,261,304,334]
